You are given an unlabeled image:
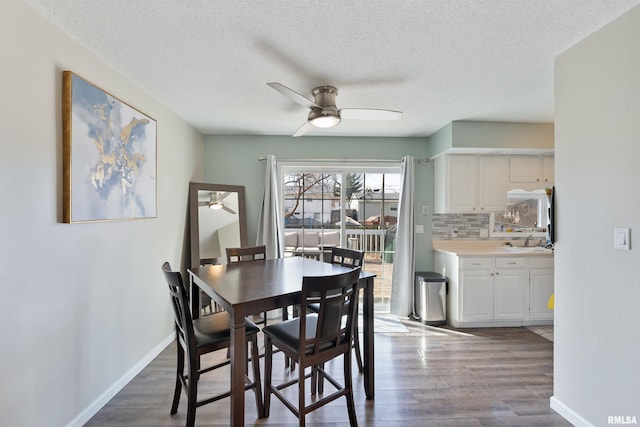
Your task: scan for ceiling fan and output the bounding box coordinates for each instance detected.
[198,192,236,214]
[267,82,402,137]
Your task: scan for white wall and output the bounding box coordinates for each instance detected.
[0,1,203,426]
[552,5,640,426]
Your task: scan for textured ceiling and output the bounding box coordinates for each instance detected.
[22,0,640,137]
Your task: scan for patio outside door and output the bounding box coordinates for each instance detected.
[281,167,400,312]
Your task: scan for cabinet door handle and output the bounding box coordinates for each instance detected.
[495,272,500,275]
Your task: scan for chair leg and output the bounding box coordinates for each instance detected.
[263,337,273,418]
[171,343,184,414]
[298,362,306,427]
[281,307,292,369]
[343,352,358,427]
[310,365,317,395]
[317,363,325,394]
[186,361,198,427]
[245,341,249,375]
[353,318,364,373]
[250,335,264,418]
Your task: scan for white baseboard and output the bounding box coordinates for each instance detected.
[65,333,174,427]
[550,395,595,427]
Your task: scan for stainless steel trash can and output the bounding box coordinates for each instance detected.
[414,272,448,325]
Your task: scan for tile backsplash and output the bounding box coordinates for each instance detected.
[432,213,490,240]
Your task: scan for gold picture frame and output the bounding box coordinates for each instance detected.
[62,71,157,223]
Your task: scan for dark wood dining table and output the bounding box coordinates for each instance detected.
[188,256,376,426]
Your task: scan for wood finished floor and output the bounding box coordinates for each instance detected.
[86,318,571,426]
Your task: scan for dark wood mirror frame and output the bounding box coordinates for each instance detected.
[189,182,248,268]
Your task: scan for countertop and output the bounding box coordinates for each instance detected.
[433,240,554,257]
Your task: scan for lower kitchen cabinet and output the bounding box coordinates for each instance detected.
[435,252,553,327]
[460,268,494,321]
[529,257,555,320]
[493,257,528,320]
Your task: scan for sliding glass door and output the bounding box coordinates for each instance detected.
[280,164,400,312]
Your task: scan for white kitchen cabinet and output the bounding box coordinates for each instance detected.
[435,155,508,213]
[478,156,509,212]
[493,257,528,320]
[542,157,555,184]
[509,156,554,187]
[529,257,555,320]
[447,155,477,212]
[434,251,554,327]
[459,258,494,322]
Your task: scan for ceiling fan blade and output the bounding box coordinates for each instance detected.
[218,192,231,201]
[267,82,319,109]
[198,201,208,206]
[340,108,403,121]
[292,121,314,137]
[222,205,237,215]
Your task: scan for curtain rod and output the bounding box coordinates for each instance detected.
[257,157,429,163]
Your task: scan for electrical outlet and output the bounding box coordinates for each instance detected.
[452,228,458,238]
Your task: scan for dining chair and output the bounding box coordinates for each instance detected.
[226,245,267,263]
[226,245,289,327]
[329,247,365,371]
[306,247,365,374]
[262,267,361,427]
[161,262,263,427]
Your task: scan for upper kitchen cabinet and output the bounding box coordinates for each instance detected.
[434,155,508,213]
[509,156,554,189]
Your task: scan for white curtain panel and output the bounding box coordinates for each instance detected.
[256,154,283,259]
[390,155,415,316]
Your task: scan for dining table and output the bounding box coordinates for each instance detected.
[188,256,376,426]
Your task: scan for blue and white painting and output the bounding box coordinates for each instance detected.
[66,72,156,222]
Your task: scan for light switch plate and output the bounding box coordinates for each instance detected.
[614,228,630,250]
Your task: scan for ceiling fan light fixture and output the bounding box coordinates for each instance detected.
[309,114,341,128]
[208,201,223,210]
[267,82,402,137]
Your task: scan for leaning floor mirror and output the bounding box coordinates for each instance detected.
[189,182,248,268]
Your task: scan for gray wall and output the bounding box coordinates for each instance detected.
[202,135,435,270]
[553,4,640,426]
[0,2,203,425]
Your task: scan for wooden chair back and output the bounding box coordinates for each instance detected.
[226,245,266,264]
[161,262,196,356]
[330,247,364,268]
[299,267,361,366]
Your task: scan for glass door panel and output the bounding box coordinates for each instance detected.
[281,168,400,313]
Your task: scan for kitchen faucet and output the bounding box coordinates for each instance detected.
[524,234,533,247]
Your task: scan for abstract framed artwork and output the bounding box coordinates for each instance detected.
[62,71,157,223]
